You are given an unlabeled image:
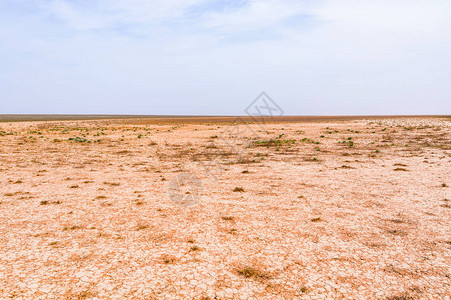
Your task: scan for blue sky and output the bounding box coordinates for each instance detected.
[1,0,450,115]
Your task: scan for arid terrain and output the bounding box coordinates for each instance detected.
[0,116,450,299]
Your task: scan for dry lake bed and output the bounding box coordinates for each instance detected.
[0,116,450,299]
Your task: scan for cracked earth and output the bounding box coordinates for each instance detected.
[0,117,450,299]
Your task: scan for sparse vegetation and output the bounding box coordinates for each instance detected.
[136,224,149,231]
[63,225,81,231]
[161,254,177,264]
[386,292,414,300]
[235,264,270,280]
[68,137,89,143]
[190,245,200,252]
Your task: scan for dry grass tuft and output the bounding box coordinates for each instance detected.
[136,224,149,231]
[160,254,178,264]
[386,292,414,300]
[235,264,270,280]
[190,246,200,252]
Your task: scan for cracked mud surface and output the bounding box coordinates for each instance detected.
[0,117,450,299]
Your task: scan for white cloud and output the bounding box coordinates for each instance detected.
[317,0,451,32]
[38,0,209,30]
[203,0,312,32]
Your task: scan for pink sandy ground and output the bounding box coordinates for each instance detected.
[0,117,449,299]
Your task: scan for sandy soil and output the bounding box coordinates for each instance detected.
[0,117,450,299]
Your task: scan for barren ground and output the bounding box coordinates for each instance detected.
[0,117,450,299]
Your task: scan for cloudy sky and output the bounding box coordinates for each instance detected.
[1,0,450,115]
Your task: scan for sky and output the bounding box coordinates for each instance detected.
[0,0,450,115]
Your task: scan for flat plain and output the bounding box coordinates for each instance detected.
[0,116,450,299]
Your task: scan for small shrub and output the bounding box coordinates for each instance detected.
[63,225,81,231]
[68,137,89,143]
[161,254,177,264]
[386,292,414,300]
[136,224,149,231]
[236,265,270,280]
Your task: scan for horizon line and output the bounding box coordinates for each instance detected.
[1,114,449,123]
